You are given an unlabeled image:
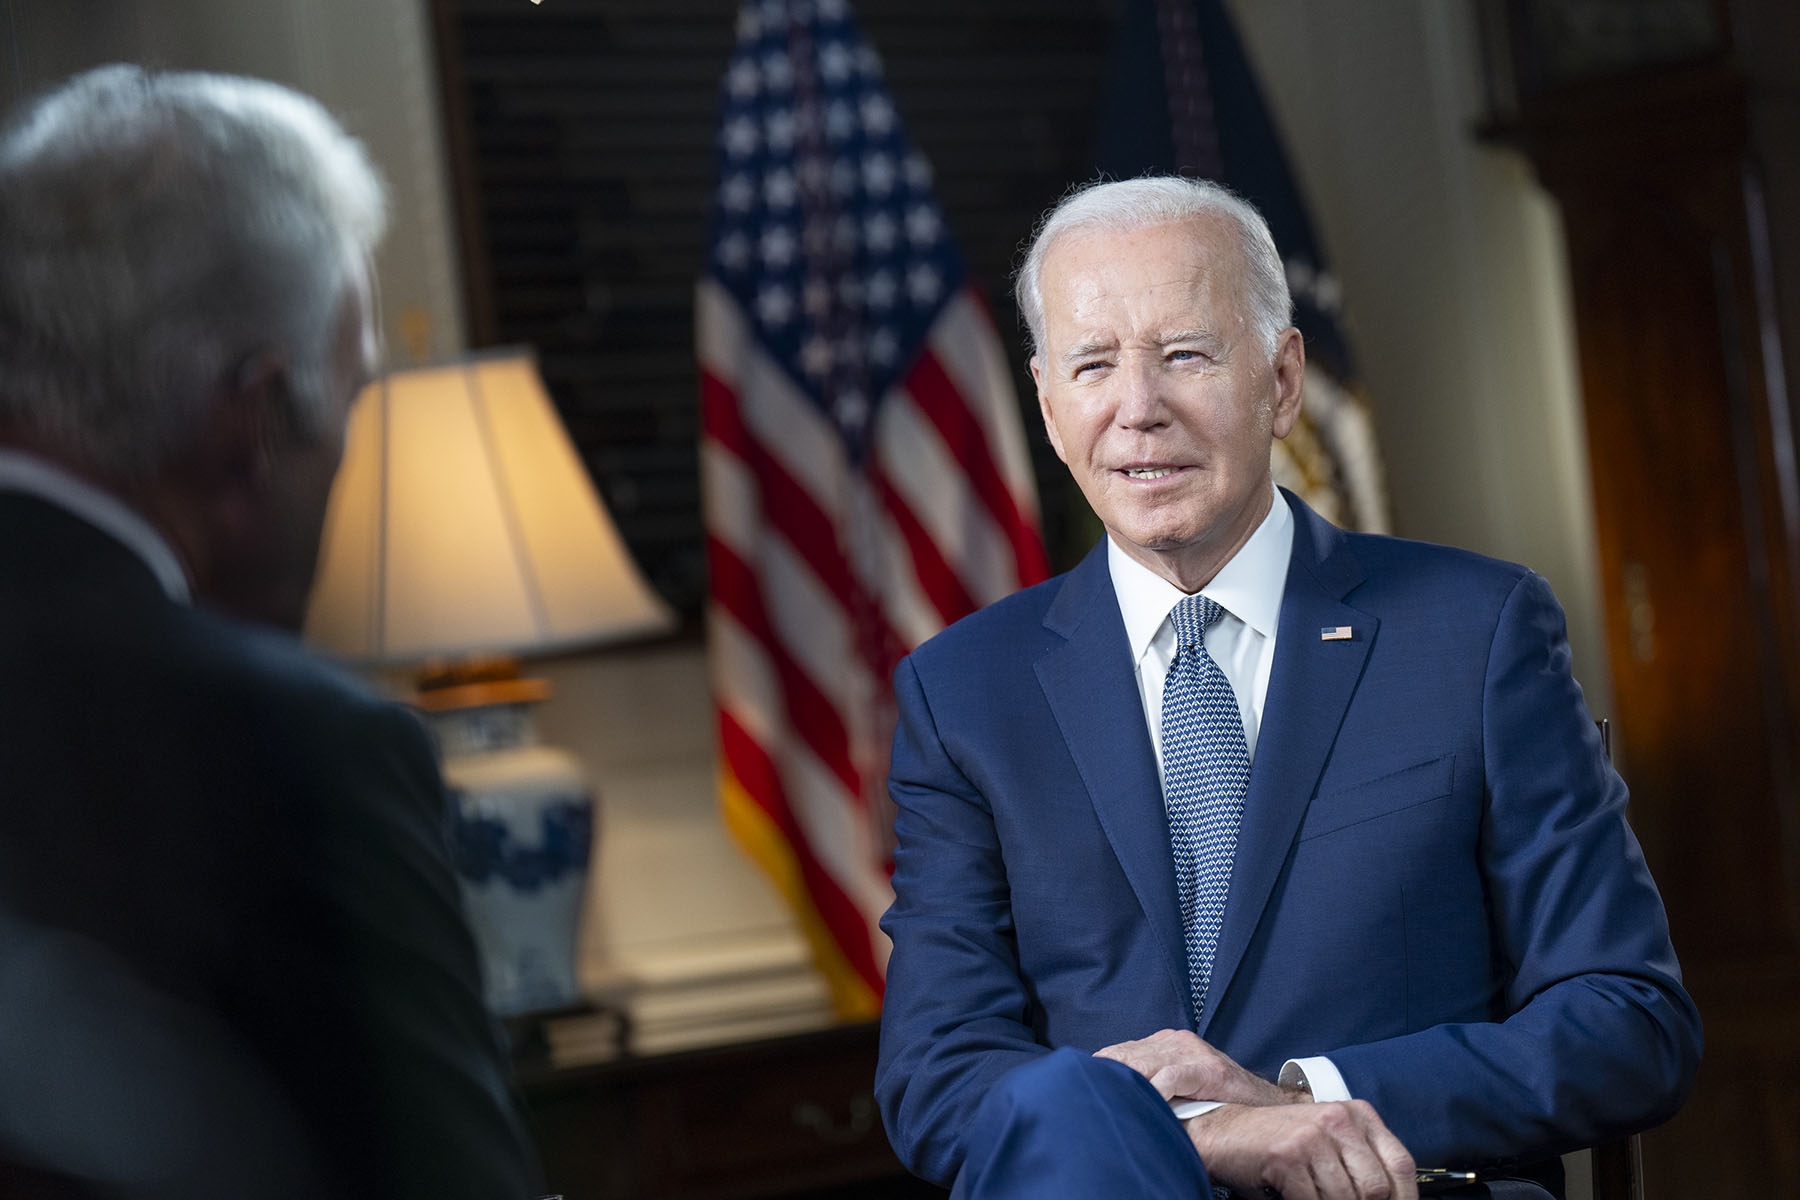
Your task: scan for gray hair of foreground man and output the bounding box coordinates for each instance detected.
[0,65,388,479]
[1013,175,1292,363]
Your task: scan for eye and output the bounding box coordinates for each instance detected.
[1072,359,1109,378]
[1166,348,1204,364]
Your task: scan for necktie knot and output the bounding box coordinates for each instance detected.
[1171,594,1224,651]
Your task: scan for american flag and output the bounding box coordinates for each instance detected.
[698,0,1048,1016]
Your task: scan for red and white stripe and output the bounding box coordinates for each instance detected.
[699,277,1048,1003]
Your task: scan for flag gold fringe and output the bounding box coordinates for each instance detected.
[718,767,882,1020]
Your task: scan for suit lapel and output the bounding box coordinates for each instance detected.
[1198,495,1376,1037]
[1034,543,1194,1016]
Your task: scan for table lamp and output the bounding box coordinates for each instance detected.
[304,347,675,1016]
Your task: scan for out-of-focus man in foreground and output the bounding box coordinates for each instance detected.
[0,65,540,1198]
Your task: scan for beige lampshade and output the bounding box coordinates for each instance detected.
[304,348,676,663]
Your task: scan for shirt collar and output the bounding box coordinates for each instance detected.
[0,449,193,603]
[1109,486,1294,664]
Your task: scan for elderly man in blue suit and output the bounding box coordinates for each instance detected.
[874,177,1700,1200]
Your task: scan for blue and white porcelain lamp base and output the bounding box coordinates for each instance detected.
[424,675,594,1019]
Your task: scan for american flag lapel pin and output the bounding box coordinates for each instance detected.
[1320,625,1353,641]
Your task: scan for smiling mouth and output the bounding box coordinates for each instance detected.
[1120,466,1183,480]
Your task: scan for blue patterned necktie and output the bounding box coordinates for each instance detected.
[1160,594,1251,1023]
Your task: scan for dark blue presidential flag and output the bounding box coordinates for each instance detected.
[1096,0,1390,532]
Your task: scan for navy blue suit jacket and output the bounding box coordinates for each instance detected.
[875,492,1700,1187]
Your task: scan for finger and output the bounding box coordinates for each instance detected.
[1372,1130,1417,1200]
[1092,1045,1167,1092]
[1094,1031,1199,1077]
[1344,1102,1416,1200]
[1273,1145,1346,1200]
[1290,1103,1384,1200]
[1161,1059,1288,1108]
[1148,1063,1202,1101]
[1147,1027,1203,1053]
[1091,1043,1147,1070]
[1152,1061,1237,1101]
[1251,1110,1345,1200]
[1334,1133,1396,1200]
[1093,1033,1166,1062]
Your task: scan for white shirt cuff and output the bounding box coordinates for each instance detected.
[1169,1098,1225,1120]
[1280,1056,1351,1102]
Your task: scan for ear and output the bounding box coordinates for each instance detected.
[222,352,295,477]
[185,350,292,518]
[1269,327,1305,441]
[1030,354,1070,465]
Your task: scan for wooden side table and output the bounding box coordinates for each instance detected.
[515,1020,946,1199]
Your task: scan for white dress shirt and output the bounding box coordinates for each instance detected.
[0,449,191,602]
[1108,487,1292,776]
[1107,487,1351,1109]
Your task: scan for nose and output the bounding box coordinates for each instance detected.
[1114,354,1167,430]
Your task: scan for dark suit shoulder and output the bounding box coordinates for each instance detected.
[1339,529,1532,602]
[1284,488,1537,615]
[169,605,395,717]
[2,514,409,759]
[114,598,434,784]
[1343,527,1529,583]
[1298,528,1557,663]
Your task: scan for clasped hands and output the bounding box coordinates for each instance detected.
[1095,1029,1417,1200]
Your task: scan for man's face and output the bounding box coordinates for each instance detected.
[1030,216,1303,591]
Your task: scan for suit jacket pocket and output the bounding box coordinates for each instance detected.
[1297,753,1456,842]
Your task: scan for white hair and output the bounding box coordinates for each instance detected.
[0,65,388,478]
[1014,175,1291,362]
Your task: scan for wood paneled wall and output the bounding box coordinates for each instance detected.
[1485,7,1800,1194]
